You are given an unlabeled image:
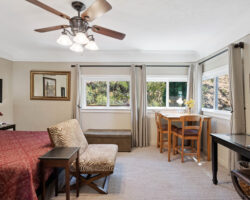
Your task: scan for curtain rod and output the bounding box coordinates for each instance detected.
[198,42,244,65]
[71,64,189,68]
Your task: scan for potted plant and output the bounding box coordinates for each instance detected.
[184,99,195,114]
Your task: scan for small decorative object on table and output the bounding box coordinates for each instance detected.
[184,98,195,114]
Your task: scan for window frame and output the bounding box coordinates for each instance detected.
[146,75,188,110]
[81,75,131,110]
[202,65,231,114]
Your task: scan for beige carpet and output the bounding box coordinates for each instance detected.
[51,147,240,200]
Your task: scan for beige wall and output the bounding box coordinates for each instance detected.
[0,58,13,123]
[12,62,76,131]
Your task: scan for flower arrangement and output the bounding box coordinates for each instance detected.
[184,98,195,114]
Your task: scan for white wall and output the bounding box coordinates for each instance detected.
[0,58,13,123]
[12,62,75,131]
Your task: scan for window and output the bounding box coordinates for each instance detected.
[86,81,107,106]
[109,81,130,106]
[147,82,166,107]
[169,82,187,107]
[202,66,231,112]
[147,76,187,108]
[202,78,214,109]
[82,76,130,109]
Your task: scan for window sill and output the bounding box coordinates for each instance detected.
[81,108,131,113]
[202,109,231,120]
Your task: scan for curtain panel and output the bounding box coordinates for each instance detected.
[75,64,83,128]
[228,44,246,169]
[192,63,203,114]
[131,65,149,147]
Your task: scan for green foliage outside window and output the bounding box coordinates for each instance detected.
[218,75,231,111]
[86,81,107,106]
[169,82,187,107]
[202,79,214,109]
[147,82,166,107]
[110,81,130,106]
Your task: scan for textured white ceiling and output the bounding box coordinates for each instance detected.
[0,0,250,62]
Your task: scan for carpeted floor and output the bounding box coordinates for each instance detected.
[51,146,240,200]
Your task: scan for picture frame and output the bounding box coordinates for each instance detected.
[43,77,56,97]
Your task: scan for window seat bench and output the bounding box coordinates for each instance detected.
[84,129,132,152]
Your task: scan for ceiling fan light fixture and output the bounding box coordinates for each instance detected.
[85,40,99,50]
[73,32,89,44]
[70,42,84,52]
[56,33,72,46]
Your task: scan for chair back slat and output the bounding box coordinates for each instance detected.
[180,115,203,136]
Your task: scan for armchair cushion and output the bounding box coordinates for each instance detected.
[71,144,118,173]
[47,119,88,155]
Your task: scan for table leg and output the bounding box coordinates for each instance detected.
[55,168,58,196]
[65,164,70,200]
[207,119,211,161]
[76,151,79,197]
[13,125,16,131]
[40,162,45,200]
[168,119,172,162]
[212,138,218,185]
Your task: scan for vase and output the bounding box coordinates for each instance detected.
[188,107,191,114]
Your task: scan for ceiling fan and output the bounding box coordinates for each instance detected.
[26,0,126,52]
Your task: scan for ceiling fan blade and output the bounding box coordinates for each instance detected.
[26,0,70,20]
[35,25,70,33]
[92,25,126,40]
[81,0,112,22]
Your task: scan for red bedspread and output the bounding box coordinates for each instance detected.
[0,131,52,200]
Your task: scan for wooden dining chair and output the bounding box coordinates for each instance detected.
[155,113,177,153]
[172,115,203,163]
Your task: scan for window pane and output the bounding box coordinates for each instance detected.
[109,81,130,106]
[86,81,107,106]
[202,79,214,109]
[169,82,187,107]
[147,82,166,107]
[218,75,231,111]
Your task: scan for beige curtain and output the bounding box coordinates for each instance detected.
[75,64,83,128]
[193,63,203,114]
[187,64,194,108]
[131,65,148,147]
[228,44,246,169]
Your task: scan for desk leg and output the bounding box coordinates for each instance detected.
[65,164,70,200]
[207,119,211,161]
[168,119,172,162]
[212,138,218,185]
[40,162,45,200]
[76,151,79,197]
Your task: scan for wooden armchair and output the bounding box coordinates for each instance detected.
[47,119,118,194]
[172,115,203,163]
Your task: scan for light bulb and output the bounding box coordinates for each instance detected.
[73,32,89,44]
[70,43,84,53]
[85,40,99,50]
[56,33,72,46]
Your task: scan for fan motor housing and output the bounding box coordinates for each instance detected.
[70,16,88,34]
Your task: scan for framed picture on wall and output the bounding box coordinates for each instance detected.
[43,77,56,97]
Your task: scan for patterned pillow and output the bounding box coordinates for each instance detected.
[47,119,88,155]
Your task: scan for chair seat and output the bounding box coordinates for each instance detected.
[176,128,199,136]
[71,144,118,173]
